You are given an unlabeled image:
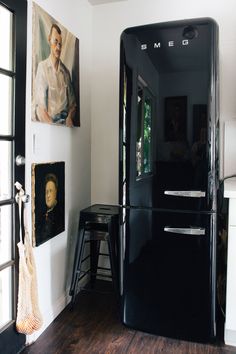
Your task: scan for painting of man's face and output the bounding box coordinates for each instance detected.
[32,162,65,247]
[32,3,80,127]
[45,180,57,209]
[49,27,62,60]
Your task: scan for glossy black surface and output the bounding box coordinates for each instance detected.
[121,208,216,342]
[119,18,219,342]
[119,18,219,212]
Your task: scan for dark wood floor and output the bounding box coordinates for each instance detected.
[21,282,236,354]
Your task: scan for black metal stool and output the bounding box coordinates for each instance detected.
[69,204,119,306]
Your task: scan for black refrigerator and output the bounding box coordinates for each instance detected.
[119,18,219,342]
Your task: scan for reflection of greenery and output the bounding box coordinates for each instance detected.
[143,99,151,173]
[136,91,143,176]
[136,85,152,177]
[136,139,142,176]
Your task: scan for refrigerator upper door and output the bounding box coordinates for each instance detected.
[120,207,216,342]
[119,18,219,211]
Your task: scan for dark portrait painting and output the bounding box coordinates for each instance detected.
[32,2,80,127]
[32,162,65,247]
[165,96,187,142]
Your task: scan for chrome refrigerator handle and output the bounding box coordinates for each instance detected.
[164,227,206,235]
[164,190,206,198]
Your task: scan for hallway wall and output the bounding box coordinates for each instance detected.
[25,0,93,340]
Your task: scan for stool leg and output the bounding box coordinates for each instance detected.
[107,221,118,297]
[90,235,101,288]
[70,225,86,307]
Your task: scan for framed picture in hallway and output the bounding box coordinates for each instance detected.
[164,96,187,142]
[32,2,80,127]
[32,162,65,247]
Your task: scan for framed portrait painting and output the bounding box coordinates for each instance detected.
[32,162,65,247]
[32,2,80,127]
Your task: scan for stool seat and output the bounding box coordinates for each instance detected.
[69,204,119,306]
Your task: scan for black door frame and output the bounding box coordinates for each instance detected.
[0,0,27,352]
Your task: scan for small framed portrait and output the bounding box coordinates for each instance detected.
[165,96,187,142]
[32,162,65,247]
[32,2,80,127]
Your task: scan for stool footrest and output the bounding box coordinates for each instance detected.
[84,231,109,241]
[77,268,112,278]
[99,252,109,257]
[81,255,90,263]
[94,273,112,279]
[97,266,111,271]
[76,269,90,276]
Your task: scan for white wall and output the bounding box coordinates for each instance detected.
[91,0,236,204]
[25,0,92,341]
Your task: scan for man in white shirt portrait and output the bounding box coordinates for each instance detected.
[34,24,76,127]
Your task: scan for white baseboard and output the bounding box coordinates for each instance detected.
[26,289,71,345]
[225,328,236,347]
[25,275,89,346]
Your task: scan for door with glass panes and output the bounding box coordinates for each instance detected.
[0,0,27,353]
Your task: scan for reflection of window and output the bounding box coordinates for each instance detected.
[122,64,132,205]
[136,77,153,178]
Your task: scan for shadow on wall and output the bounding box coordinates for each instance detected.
[64,209,80,291]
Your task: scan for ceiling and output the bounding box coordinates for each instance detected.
[88,0,127,5]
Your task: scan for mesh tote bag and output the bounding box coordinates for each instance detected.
[15,182,43,335]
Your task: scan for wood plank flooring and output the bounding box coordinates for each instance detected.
[21,282,236,354]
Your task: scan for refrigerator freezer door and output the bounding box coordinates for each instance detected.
[121,207,216,342]
[119,18,219,211]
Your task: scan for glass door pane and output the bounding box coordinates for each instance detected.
[0,267,12,327]
[0,5,13,71]
[0,141,12,201]
[0,73,13,135]
[0,205,12,264]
